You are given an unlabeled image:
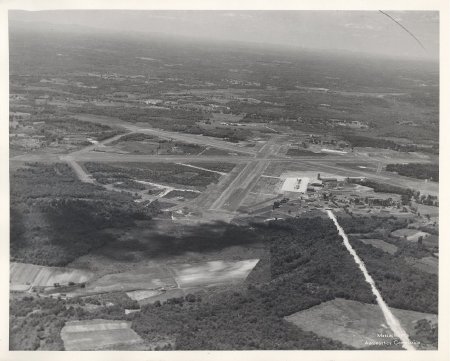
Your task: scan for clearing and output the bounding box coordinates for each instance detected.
[285,298,437,350]
[10,262,94,290]
[60,319,145,350]
[169,259,259,288]
[359,239,398,255]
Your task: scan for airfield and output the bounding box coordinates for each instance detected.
[10,112,439,226]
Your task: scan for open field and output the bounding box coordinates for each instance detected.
[187,162,237,174]
[61,319,145,350]
[359,239,398,255]
[10,262,94,290]
[170,259,259,288]
[391,228,431,242]
[68,258,260,297]
[405,256,438,275]
[285,298,437,350]
[126,289,163,301]
[286,148,327,157]
[249,176,283,195]
[84,162,222,191]
[71,265,176,295]
[415,203,439,217]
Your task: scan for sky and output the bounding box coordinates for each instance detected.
[9,10,439,60]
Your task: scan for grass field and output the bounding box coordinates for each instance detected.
[285,298,437,350]
[169,259,259,288]
[405,256,438,275]
[286,148,327,157]
[84,162,221,190]
[391,228,431,242]
[359,239,398,255]
[75,265,177,295]
[188,162,237,173]
[163,190,200,200]
[335,162,379,173]
[200,147,241,156]
[415,203,439,217]
[109,134,207,156]
[126,289,163,301]
[10,262,94,289]
[61,319,145,350]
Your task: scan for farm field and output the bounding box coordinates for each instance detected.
[69,258,260,297]
[170,259,260,288]
[70,265,177,296]
[359,239,398,255]
[60,319,145,350]
[10,262,94,290]
[285,298,437,350]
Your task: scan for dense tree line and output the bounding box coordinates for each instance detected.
[348,178,414,197]
[343,135,417,152]
[386,163,439,182]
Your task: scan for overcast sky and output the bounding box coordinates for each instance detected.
[10,10,439,61]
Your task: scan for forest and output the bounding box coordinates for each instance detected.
[351,239,438,314]
[10,163,160,266]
